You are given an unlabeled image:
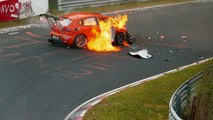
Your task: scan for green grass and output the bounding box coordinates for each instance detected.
[0,0,193,29]
[193,66,213,120]
[84,59,213,120]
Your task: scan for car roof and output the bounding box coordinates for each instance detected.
[62,12,107,20]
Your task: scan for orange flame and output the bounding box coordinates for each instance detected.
[123,41,130,47]
[109,14,128,30]
[87,14,128,52]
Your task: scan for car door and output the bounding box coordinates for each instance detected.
[82,17,100,40]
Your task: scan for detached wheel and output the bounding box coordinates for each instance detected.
[115,33,125,45]
[73,34,87,48]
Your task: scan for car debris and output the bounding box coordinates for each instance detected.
[129,44,139,51]
[165,58,172,62]
[181,36,187,39]
[160,35,166,39]
[129,49,152,59]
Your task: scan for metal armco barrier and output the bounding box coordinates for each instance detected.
[169,72,203,120]
[57,0,148,11]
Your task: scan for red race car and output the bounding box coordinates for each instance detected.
[40,12,135,49]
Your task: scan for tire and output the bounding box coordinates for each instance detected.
[126,33,135,44]
[115,33,125,45]
[48,38,54,45]
[73,34,87,48]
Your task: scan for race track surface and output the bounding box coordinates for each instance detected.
[0,1,212,120]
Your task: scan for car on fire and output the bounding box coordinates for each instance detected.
[40,12,135,48]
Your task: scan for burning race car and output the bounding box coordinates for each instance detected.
[40,12,135,51]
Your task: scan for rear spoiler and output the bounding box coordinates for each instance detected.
[40,14,62,32]
[40,14,59,21]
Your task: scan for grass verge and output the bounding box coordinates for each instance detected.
[192,66,213,120]
[0,0,193,29]
[84,59,213,120]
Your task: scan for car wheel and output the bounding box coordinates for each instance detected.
[73,34,87,48]
[126,33,135,44]
[115,33,125,45]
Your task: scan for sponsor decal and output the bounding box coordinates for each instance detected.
[0,0,34,22]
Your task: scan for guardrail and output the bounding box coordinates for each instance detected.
[57,0,148,11]
[169,72,203,120]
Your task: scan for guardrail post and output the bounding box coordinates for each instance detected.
[187,81,191,107]
[176,93,182,116]
[187,81,191,94]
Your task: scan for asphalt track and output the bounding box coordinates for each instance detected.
[0,1,213,120]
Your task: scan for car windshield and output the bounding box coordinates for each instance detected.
[59,18,72,26]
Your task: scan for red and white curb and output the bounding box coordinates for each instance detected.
[0,23,48,35]
[64,57,212,120]
[0,24,39,34]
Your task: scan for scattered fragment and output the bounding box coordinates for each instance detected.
[130,44,138,50]
[165,58,171,62]
[182,36,187,39]
[129,49,152,59]
[160,35,166,39]
[148,37,151,40]
[169,50,173,53]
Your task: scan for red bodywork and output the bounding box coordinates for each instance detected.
[41,12,134,48]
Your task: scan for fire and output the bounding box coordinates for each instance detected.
[123,41,130,47]
[87,14,128,52]
[109,15,128,30]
